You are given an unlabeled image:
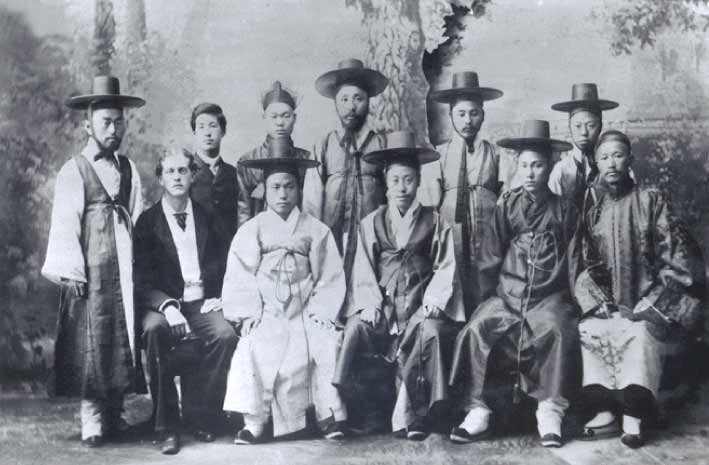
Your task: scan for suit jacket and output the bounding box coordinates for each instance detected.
[190,154,239,252]
[133,199,227,322]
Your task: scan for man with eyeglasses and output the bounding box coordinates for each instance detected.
[134,149,238,454]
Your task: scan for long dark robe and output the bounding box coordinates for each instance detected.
[53,155,144,398]
[333,205,464,430]
[449,187,579,410]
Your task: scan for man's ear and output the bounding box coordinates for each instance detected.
[84,119,92,136]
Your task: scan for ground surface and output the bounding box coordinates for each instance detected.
[2,387,709,465]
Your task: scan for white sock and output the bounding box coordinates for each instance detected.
[585,410,616,428]
[622,415,641,435]
[459,406,492,435]
[536,398,568,437]
[243,414,266,437]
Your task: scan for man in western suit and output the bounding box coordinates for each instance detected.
[134,149,238,454]
[189,102,239,253]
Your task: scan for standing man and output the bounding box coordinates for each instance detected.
[189,102,239,252]
[42,76,145,447]
[548,83,618,210]
[236,81,310,227]
[134,149,238,454]
[419,71,512,316]
[448,121,578,448]
[334,131,464,439]
[303,58,389,296]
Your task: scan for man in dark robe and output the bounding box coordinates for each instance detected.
[449,121,579,448]
[42,76,146,446]
[419,71,513,317]
[333,131,465,439]
[189,102,239,253]
[570,130,705,449]
[236,81,310,227]
[134,149,238,454]
[302,58,388,294]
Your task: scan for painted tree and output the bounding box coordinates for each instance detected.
[346,0,491,146]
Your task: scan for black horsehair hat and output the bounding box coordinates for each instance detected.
[315,58,388,99]
[238,136,318,179]
[430,71,503,104]
[551,83,619,113]
[66,75,145,110]
[363,130,439,167]
[497,120,573,154]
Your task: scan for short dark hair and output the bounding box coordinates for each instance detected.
[190,102,227,133]
[156,147,198,177]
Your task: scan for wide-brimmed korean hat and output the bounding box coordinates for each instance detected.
[315,58,389,99]
[430,71,503,104]
[497,120,573,153]
[238,136,319,175]
[551,83,619,113]
[363,130,439,166]
[66,75,145,110]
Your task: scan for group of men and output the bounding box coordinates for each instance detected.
[42,59,705,456]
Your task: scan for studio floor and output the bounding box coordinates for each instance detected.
[2,386,709,465]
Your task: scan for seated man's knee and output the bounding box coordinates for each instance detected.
[212,319,238,348]
[142,312,170,342]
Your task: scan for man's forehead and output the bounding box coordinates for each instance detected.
[518,149,550,162]
[163,154,190,167]
[195,113,220,124]
[569,110,601,123]
[451,98,483,111]
[90,107,123,118]
[335,83,368,98]
[265,102,294,114]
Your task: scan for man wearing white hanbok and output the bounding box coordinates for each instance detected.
[222,138,347,444]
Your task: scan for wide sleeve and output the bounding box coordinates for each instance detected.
[221,220,264,322]
[301,137,326,220]
[305,224,347,322]
[633,193,705,320]
[128,159,143,224]
[41,160,86,284]
[417,159,443,208]
[478,198,512,300]
[341,216,384,321]
[547,159,567,197]
[423,214,464,322]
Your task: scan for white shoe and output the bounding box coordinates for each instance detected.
[449,407,492,443]
[622,415,641,435]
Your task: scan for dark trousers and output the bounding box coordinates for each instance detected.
[580,384,655,421]
[142,302,238,433]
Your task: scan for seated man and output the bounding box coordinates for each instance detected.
[571,130,705,449]
[134,149,239,455]
[333,131,465,440]
[449,121,579,448]
[222,138,347,444]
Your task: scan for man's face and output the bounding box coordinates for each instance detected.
[265,172,299,218]
[193,113,224,156]
[595,140,632,186]
[335,84,369,131]
[159,153,195,199]
[264,102,296,138]
[450,99,484,142]
[569,110,602,153]
[386,163,419,214]
[86,107,125,152]
[517,149,551,194]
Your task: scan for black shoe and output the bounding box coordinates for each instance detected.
[620,433,644,449]
[193,429,216,443]
[82,435,103,448]
[234,429,258,445]
[406,421,427,441]
[540,433,563,448]
[449,427,490,444]
[323,421,346,441]
[160,432,181,455]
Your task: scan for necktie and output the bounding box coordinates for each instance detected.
[174,213,187,231]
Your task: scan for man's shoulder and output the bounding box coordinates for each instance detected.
[136,200,163,228]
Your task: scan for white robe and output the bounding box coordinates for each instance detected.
[222,207,347,436]
[41,147,142,352]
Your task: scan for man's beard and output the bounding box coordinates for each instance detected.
[339,112,367,132]
[95,135,122,153]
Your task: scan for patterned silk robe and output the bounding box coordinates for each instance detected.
[419,133,514,315]
[449,187,579,409]
[571,179,705,397]
[221,207,347,436]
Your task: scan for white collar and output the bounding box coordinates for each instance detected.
[197,153,222,168]
[388,199,420,225]
[264,205,300,235]
[451,130,484,156]
[161,196,194,217]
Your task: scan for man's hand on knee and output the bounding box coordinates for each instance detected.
[359,307,381,326]
[164,305,191,338]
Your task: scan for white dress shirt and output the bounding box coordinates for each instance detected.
[161,197,204,303]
